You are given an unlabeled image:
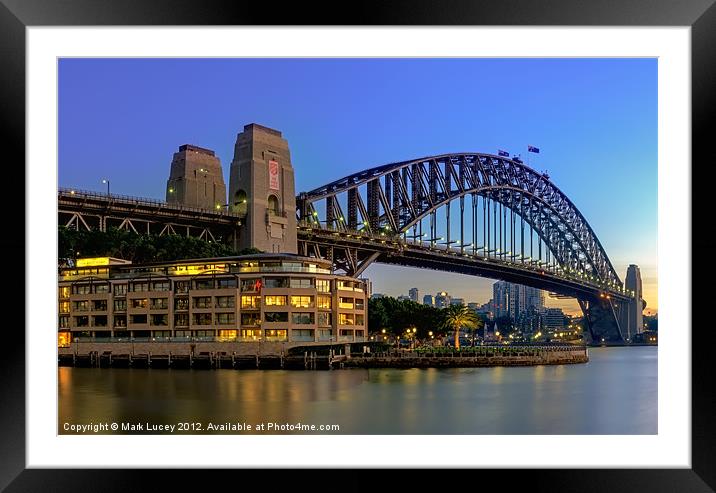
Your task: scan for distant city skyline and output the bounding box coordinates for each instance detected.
[59,58,657,315]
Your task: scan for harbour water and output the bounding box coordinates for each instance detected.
[58,346,656,435]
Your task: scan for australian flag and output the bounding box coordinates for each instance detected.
[528,145,540,153]
[498,149,509,157]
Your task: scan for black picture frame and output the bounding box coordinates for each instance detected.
[2,0,712,490]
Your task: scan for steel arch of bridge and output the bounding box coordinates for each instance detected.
[298,153,623,293]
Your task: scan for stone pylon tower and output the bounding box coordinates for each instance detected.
[166,144,227,211]
[625,264,645,339]
[229,124,297,254]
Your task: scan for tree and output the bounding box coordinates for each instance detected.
[440,304,481,349]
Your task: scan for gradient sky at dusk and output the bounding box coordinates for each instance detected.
[58,58,658,314]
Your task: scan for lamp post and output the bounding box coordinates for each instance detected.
[101,178,110,197]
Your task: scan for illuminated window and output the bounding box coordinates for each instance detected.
[338,280,354,290]
[265,312,288,323]
[339,297,354,309]
[219,329,237,340]
[241,278,261,292]
[216,313,235,325]
[241,295,261,309]
[290,295,314,308]
[193,313,212,325]
[318,312,332,327]
[59,286,70,298]
[216,296,235,308]
[290,278,313,289]
[57,332,71,348]
[59,301,70,313]
[317,295,331,309]
[264,329,287,341]
[131,298,148,309]
[339,313,355,325]
[240,329,260,339]
[193,297,211,309]
[316,279,331,293]
[291,312,314,325]
[264,295,287,306]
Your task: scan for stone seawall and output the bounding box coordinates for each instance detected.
[342,349,588,368]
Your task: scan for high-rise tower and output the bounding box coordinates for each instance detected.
[166,144,227,211]
[625,264,644,339]
[228,124,297,254]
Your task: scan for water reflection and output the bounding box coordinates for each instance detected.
[58,347,657,435]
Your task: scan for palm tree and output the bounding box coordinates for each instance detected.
[441,305,481,349]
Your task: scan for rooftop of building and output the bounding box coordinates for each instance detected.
[178,144,215,156]
[242,123,282,137]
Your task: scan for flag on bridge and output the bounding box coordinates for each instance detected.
[497,149,509,157]
[528,145,540,153]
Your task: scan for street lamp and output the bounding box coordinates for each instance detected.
[101,178,110,196]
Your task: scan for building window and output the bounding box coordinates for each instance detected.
[193,313,212,325]
[174,330,191,337]
[58,332,71,347]
[59,301,70,313]
[217,277,237,289]
[340,329,353,336]
[265,312,288,323]
[290,278,313,289]
[73,284,91,295]
[194,279,214,290]
[264,329,287,341]
[174,281,189,294]
[355,299,365,310]
[339,297,354,309]
[291,312,314,325]
[339,313,355,325]
[316,279,331,293]
[193,330,214,338]
[193,297,212,309]
[264,295,287,306]
[114,315,127,328]
[218,329,237,340]
[151,314,168,326]
[150,298,168,310]
[174,314,189,327]
[241,295,261,309]
[216,296,235,308]
[59,316,70,328]
[290,295,314,308]
[317,295,331,309]
[114,299,127,312]
[93,315,108,327]
[131,281,150,292]
[338,280,355,291]
[153,330,171,338]
[113,283,128,296]
[94,283,110,294]
[355,314,365,325]
[241,278,261,292]
[131,298,148,309]
[74,316,89,327]
[152,281,170,291]
[318,329,333,340]
[59,286,70,298]
[241,312,261,326]
[264,277,288,288]
[292,329,313,339]
[216,313,235,325]
[72,300,89,312]
[93,300,107,311]
[240,329,260,339]
[318,312,332,327]
[267,194,279,215]
[174,298,189,311]
[130,314,147,325]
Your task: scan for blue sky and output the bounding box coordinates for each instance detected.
[58,58,657,314]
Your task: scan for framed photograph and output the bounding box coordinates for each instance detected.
[3,0,713,490]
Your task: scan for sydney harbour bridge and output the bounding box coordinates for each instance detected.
[58,151,643,344]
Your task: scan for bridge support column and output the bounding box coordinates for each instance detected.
[579,298,625,344]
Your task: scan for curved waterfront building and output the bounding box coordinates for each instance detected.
[58,254,367,346]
